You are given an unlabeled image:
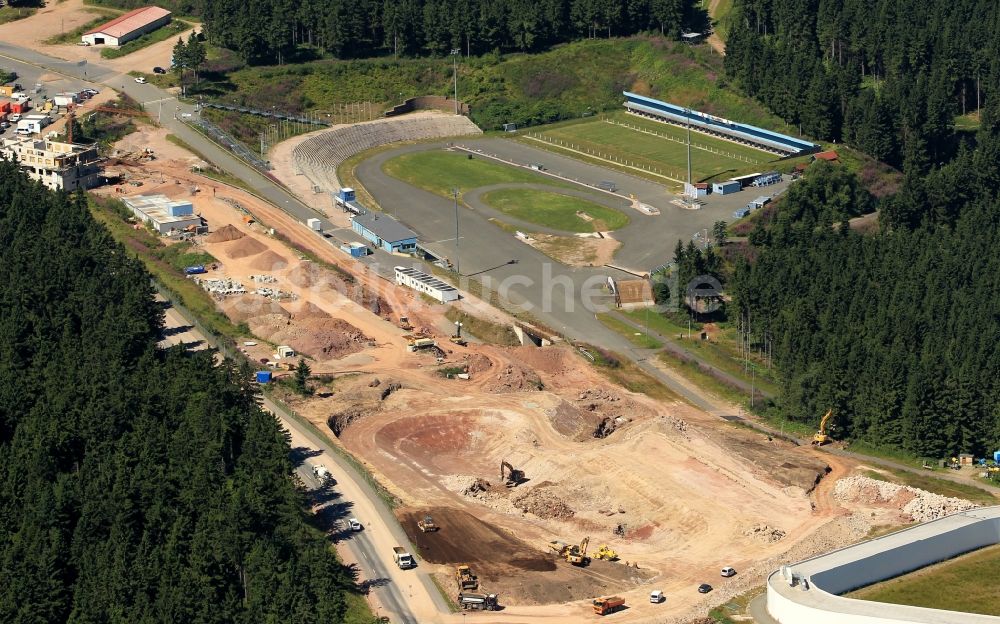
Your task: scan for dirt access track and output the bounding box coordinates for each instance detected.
[102,122,880,623]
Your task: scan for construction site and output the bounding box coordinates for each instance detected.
[74,107,1000,622]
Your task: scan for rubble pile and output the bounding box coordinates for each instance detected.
[487,364,544,393]
[742,524,787,543]
[512,485,576,520]
[834,475,977,522]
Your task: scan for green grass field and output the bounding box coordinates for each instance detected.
[847,544,1000,616]
[481,188,628,233]
[533,111,777,182]
[44,11,118,45]
[382,150,566,198]
[0,6,35,25]
[597,313,663,349]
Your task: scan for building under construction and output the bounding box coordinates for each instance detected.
[0,137,100,192]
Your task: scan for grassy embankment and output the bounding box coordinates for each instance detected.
[481,188,629,232]
[43,10,118,45]
[847,544,1000,616]
[0,5,36,25]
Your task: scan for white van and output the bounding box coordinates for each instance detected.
[721,566,736,577]
[649,590,664,603]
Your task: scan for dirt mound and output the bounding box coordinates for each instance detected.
[223,295,288,323]
[512,346,572,376]
[205,224,245,243]
[399,506,555,572]
[284,301,330,318]
[544,400,608,441]
[222,236,268,259]
[834,475,978,522]
[512,484,576,519]
[464,353,493,375]
[285,260,391,317]
[262,317,371,360]
[248,250,288,271]
[486,364,543,393]
[742,524,786,543]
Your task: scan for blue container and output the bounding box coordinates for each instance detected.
[994,450,1000,463]
[256,371,272,383]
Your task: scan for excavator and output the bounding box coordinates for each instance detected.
[500,460,525,487]
[567,537,590,566]
[811,409,834,446]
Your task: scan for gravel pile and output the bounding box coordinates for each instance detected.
[834,475,978,522]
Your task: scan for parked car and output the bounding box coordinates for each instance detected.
[134,76,146,84]
[83,88,99,95]
[698,584,713,594]
[721,567,736,578]
[10,113,21,122]
[153,66,166,74]
[649,590,665,604]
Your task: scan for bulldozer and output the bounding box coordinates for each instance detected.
[567,537,590,566]
[500,460,525,487]
[417,515,439,532]
[811,409,834,446]
[455,565,479,590]
[593,545,618,561]
[398,316,413,331]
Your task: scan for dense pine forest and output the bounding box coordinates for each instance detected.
[730,81,1000,456]
[0,162,357,622]
[95,0,694,64]
[725,0,1000,170]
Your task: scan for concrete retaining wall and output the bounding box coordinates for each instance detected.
[384,95,469,117]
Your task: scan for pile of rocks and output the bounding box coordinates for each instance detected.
[834,474,977,522]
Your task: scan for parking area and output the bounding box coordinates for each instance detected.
[1,60,113,138]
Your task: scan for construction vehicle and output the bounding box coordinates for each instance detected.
[593,545,618,561]
[500,460,525,487]
[593,596,625,616]
[458,592,498,611]
[392,546,415,569]
[405,335,436,352]
[811,409,833,446]
[948,457,962,470]
[548,540,571,556]
[455,565,479,590]
[449,335,467,346]
[398,316,413,331]
[417,515,439,532]
[567,537,590,566]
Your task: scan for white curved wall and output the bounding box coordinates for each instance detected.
[766,506,1000,624]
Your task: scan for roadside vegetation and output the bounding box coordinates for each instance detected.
[597,313,663,349]
[43,10,117,45]
[444,308,520,346]
[482,188,628,232]
[0,5,35,25]
[847,544,1000,616]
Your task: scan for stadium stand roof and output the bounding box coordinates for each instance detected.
[622,92,819,155]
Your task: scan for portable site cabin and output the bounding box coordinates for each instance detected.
[712,180,741,195]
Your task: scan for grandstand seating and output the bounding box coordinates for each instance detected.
[292,115,482,193]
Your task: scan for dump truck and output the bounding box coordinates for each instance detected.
[593,596,625,616]
[458,592,498,611]
[548,540,570,556]
[456,565,478,590]
[417,515,439,532]
[393,546,414,569]
[406,337,436,352]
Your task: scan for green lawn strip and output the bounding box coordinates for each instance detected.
[482,187,628,233]
[861,465,998,505]
[656,351,751,406]
[0,6,35,25]
[44,10,119,45]
[597,313,663,349]
[381,150,570,198]
[536,112,774,181]
[847,544,1000,616]
[575,344,680,402]
[100,21,192,59]
[164,133,259,194]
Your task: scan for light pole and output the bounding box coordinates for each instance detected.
[451,48,461,115]
[452,187,461,275]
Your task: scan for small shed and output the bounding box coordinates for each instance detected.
[712,180,741,195]
[813,150,839,162]
[255,371,272,383]
[733,207,751,219]
[340,242,369,257]
[276,345,296,359]
[959,453,974,466]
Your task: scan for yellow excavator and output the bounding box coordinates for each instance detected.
[567,537,590,566]
[812,409,833,446]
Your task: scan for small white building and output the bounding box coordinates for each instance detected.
[122,194,203,236]
[394,266,459,303]
[81,6,172,47]
[0,137,100,191]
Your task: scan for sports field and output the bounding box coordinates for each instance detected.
[847,543,1000,616]
[481,188,628,233]
[533,112,778,182]
[381,150,567,198]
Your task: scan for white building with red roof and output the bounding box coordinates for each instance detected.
[81,6,172,47]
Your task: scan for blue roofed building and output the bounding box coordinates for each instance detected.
[351,212,418,253]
